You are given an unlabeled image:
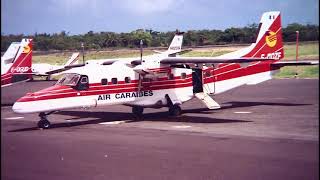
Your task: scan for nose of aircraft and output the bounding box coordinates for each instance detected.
[12,94,35,114]
[12,101,24,113]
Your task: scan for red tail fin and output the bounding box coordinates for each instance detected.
[243,11,284,60]
[9,39,33,75]
[1,39,33,87]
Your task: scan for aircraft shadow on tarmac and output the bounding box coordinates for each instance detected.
[8,112,252,132]
[221,101,311,109]
[8,101,311,132]
[2,103,14,106]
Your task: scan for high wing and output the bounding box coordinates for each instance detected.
[270,60,319,68]
[160,57,277,64]
[44,67,69,75]
[45,63,85,75]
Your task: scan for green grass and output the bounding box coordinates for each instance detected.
[274,66,319,78]
[283,42,319,60]
[33,50,155,65]
[276,42,319,78]
[182,50,233,57]
[33,54,70,65]
[33,42,319,78]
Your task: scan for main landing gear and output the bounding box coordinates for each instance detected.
[38,112,55,129]
[165,94,182,117]
[131,105,182,118]
[131,94,182,118]
[132,106,144,118]
[168,104,182,116]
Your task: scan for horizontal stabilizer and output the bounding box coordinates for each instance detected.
[271,60,319,68]
[161,57,276,64]
[195,93,221,109]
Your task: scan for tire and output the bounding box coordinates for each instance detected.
[169,105,182,116]
[38,119,51,129]
[132,106,144,117]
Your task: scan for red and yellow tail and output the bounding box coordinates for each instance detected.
[243,11,284,60]
[1,39,33,87]
[9,39,33,75]
[218,11,284,60]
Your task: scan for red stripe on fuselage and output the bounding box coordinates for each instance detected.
[17,61,279,102]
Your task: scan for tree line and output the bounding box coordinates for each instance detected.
[1,23,318,52]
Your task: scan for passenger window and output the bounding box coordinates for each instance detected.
[181,73,187,79]
[125,77,131,83]
[168,73,174,80]
[111,78,118,84]
[101,78,108,85]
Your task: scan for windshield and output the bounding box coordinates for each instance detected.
[56,73,81,86]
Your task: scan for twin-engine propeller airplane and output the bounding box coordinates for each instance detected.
[12,11,318,129]
[1,39,80,87]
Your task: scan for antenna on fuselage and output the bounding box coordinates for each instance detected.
[138,39,143,92]
[140,40,144,62]
[81,42,85,64]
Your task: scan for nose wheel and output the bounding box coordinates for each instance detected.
[38,112,54,129]
[38,118,51,129]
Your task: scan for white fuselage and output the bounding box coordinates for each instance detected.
[12,59,277,114]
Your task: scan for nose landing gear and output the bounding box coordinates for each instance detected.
[38,111,55,129]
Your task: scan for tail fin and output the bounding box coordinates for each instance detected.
[244,11,284,59]
[1,42,22,63]
[64,52,80,67]
[1,39,33,87]
[167,32,184,55]
[219,11,284,60]
[9,39,33,75]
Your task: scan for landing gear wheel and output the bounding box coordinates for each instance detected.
[38,112,54,129]
[38,119,51,129]
[132,106,144,117]
[169,105,182,116]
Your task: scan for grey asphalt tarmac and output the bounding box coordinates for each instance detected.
[1,79,319,180]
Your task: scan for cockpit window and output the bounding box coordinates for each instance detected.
[80,76,88,83]
[56,73,81,86]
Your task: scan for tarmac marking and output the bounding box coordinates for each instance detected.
[99,120,128,125]
[234,111,252,114]
[172,125,192,129]
[4,116,24,120]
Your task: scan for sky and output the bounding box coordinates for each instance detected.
[1,0,319,35]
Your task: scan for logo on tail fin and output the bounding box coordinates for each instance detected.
[23,45,31,53]
[265,31,277,47]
